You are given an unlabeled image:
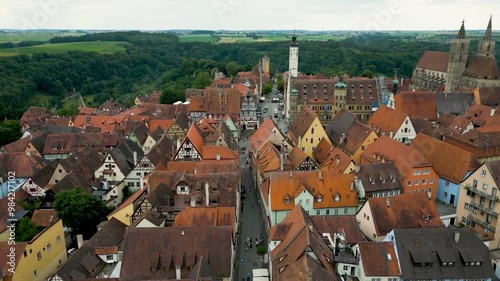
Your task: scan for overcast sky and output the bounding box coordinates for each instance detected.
[0,0,497,31]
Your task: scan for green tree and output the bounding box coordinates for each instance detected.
[53,187,112,239]
[16,217,42,242]
[160,84,185,104]
[262,81,273,95]
[361,69,374,79]
[0,120,22,146]
[225,62,239,77]
[277,76,284,93]
[192,72,212,89]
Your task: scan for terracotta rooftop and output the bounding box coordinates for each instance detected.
[367,105,409,136]
[463,104,500,127]
[358,242,401,277]
[415,51,449,72]
[366,192,444,237]
[362,135,430,176]
[0,152,49,179]
[173,206,236,237]
[313,137,353,173]
[31,209,59,228]
[395,91,438,121]
[270,204,336,281]
[249,117,289,153]
[269,171,357,211]
[120,226,233,280]
[464,56,500,79]
[411,133,480,183]
[310,215,364,245]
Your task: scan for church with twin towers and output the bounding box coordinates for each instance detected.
[411,16,500,93]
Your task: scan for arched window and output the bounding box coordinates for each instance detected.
[487,44,491,52]
[461,43,465,52]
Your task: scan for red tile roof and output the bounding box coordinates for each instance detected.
[288,106,317,144]
[358,242,401,277]
[173,206,236,237]
[362,135,430,177]
[368,105,409,136]
[415,51,449,72]
[410,133,480,182]
[367,192,444,236]
[464,56,500,79]
[313,137,353,173]
[395,91,437,121]
[270,171,357,211]
[31,209,59,228]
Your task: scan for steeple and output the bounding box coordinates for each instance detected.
[477,16,495,58]
[485,15,492,40]
[291,30,298,47]
[457,20,466,39]
[445,20,471,93]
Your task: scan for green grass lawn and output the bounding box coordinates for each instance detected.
[0,41,130,56]
[0,32,82,43]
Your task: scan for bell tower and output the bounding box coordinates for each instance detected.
[445,20,470,93]
[286,31,299,119]
[477,16,495,58]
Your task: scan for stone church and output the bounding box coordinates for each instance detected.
[411,17,500,93]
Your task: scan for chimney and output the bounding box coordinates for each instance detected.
[190,196,196,207]
[491,108,495,117]
[177,138,181,149]
[205,182,210,206]
[318,170,323,181]
[26,151,31,158]
[386,197,391,207]
[193,167,197,175]
[298,136,302,145]
[454,231,460,244]
[350,182,354,192]
[133,151,138,166]
[140,176,144,191]
[77,234,84,249]
[280,153,284,171]
[289,171,293,178]
[176,265,181,280]
[427,189,432,200]
[336,156,341,167]
[389,131,394,138]
[216,154,221,161]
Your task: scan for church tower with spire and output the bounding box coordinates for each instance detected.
[477,16,495,58]
[445,20,470,93]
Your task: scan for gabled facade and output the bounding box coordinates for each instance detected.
[367,105,416,144]
[355,162,404,199]
[313,137,356,174]
[173,123,204,161]
[94,139,144,183]
[457,160,500,249]
[269,204,337,281]
[288,106,331,158]
[356,192,444,242]
[241,93,259,130]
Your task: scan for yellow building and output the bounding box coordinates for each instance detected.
[107,187,147,226]
[288,106,331,158]
[1,218,67,281]
[456,160,500,250]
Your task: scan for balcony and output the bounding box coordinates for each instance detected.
[469,199,500,217]
[467,213,497,232]
[465,185,499,202]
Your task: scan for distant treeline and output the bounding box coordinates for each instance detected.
[3,30,497,120]
[0,41,46,49]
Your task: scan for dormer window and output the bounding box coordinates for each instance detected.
[284,196,291,204]
[334,195,340,202]
[317,196,323,202]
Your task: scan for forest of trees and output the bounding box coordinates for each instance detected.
[1,31,496,120]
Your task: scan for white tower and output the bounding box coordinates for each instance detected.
[289,32,299,78]
[286,32,299,119]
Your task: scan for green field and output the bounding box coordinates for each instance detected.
[0,41,130,56]
[0,32,82,43]
[179,34,217,42]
